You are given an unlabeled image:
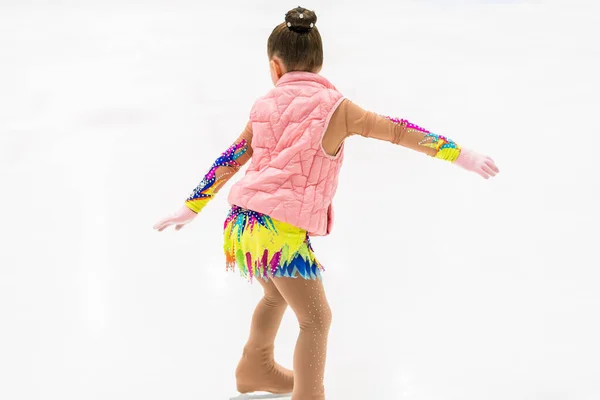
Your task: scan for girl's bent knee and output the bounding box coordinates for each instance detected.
[263,293,286,308]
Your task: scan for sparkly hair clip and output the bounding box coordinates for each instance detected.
[285,6,315,31]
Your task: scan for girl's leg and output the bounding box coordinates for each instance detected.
[271,277,332,400]
[235,278,294,394]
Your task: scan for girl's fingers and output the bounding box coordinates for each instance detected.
[485,160,500,173]
[158,223,171,232]
[477,169,489,179]
[482,164,496,177]
[155,219,173,231]
[175,224,185,231]
[155,216,174,228]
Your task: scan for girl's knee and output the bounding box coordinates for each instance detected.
[299,303,332,332]
[262,291,286,308]
[320,303,332,327]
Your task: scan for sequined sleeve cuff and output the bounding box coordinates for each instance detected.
[384,116,462,162]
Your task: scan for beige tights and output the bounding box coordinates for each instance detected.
[235,278,294,394]
[236,277,332,400]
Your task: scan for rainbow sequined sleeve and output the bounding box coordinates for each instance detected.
[385,116,462,162]
[185,139,249,213]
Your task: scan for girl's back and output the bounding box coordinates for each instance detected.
[228,71,344,237]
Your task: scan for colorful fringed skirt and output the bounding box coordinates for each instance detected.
[223,205,324,281]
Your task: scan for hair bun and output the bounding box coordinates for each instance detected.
[285,6,317,33]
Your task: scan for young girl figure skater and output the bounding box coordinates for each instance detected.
[154,6,499,400]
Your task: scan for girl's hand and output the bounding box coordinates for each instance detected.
[455,148,500,179]
[153,205,197,232]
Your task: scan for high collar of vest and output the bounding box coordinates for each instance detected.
[276,71,337,90]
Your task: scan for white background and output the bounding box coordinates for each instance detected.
[1,1,599,399]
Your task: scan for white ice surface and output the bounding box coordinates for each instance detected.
[1,1,599,399]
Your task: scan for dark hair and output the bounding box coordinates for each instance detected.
[267,6,323,72]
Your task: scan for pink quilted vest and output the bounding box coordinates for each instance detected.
[227,71,345,236]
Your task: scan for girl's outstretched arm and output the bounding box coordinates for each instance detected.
[323,100,499,179]
[153,122,253,231]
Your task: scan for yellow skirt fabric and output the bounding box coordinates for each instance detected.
[223,205,324,281]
